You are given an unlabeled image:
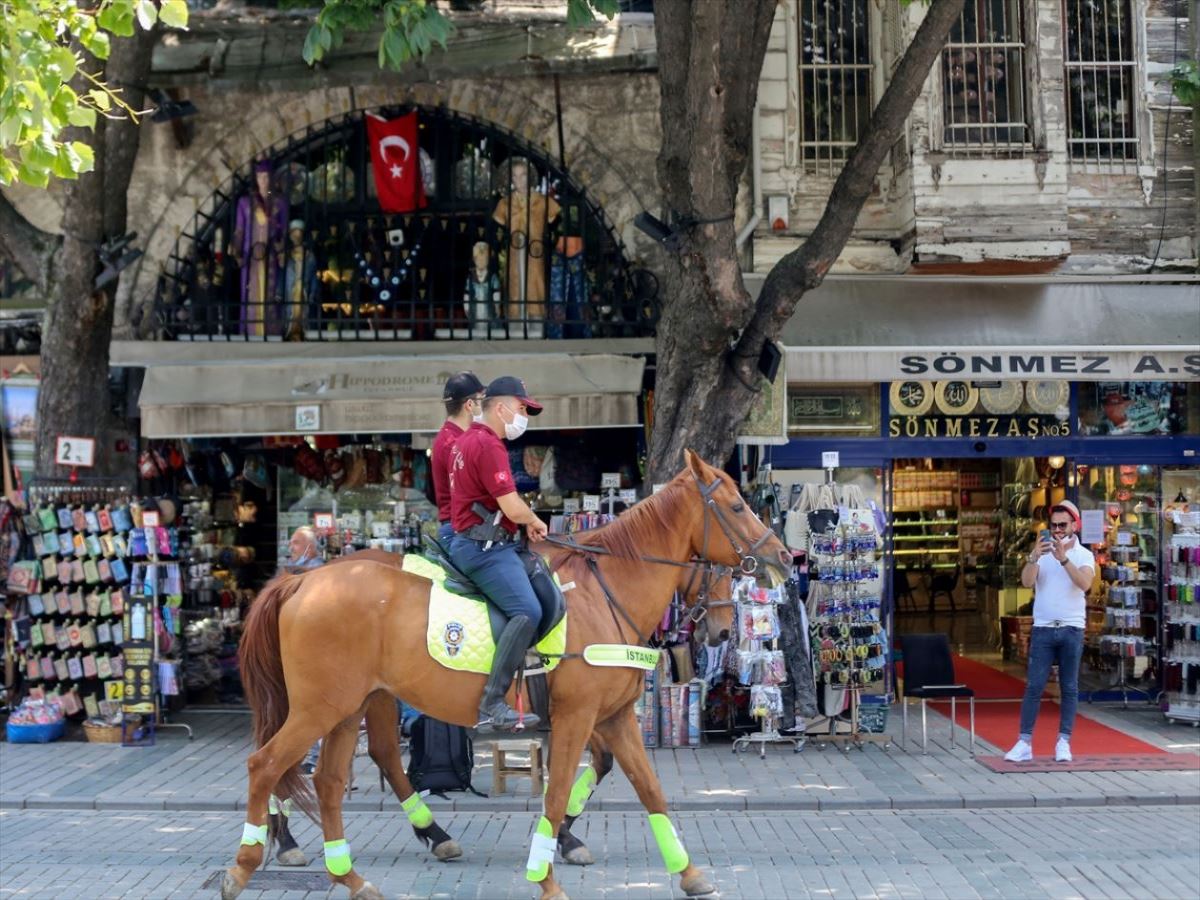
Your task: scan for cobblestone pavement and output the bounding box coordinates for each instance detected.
[2,710,1197,815]
[1,806,1198,899]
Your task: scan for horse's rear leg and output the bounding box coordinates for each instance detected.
[595,706,716,898]
[268,794,307,866]
[363,691,461,861]
[528,710,595,900]
[223,717,331,899]
[314,717,383,899]
[557,733,614,866]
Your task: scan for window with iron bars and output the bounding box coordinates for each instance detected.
[798,0,873,173]
[1063,0,1137,166]
[153,108,654,342]
[942,0,1031,153]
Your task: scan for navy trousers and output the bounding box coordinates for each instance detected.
[447,535,541,624]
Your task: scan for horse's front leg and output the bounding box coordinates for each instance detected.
[595,705,716,898]
[556,732,614,866]
[362,690,461,861]
[528,710,596,900]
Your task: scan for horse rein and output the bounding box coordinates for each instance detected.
[541,470,772,645]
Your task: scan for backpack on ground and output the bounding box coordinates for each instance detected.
[405,715,483,797]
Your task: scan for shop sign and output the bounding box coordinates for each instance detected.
[897,351,1200,379]
[787,384,878,434]
[121,644,155,714]
[738,350,788,445]
[888,414,1071,439]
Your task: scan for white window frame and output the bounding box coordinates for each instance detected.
[794,0,879,176]
[935,0,1035,157]
[1062,0,1146,173]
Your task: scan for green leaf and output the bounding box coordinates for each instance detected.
[98,1,136,37]
[67,105,97,129]
[84,30,112,61]
[0,115,23,147]
[0,154,18,186]
[87,89,112,112]
[158,0,189,30]
[49,46,78,83]
[16,161,50,188]
[135,0,158,31]
[67,140,94,174]
[302,25,323,65]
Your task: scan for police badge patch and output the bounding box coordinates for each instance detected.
[443,621,465,657]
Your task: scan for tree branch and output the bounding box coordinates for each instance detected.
[104,29,157,239]
[731,0,965,378]
[0,191,61,293]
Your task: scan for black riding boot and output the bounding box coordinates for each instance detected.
[476,615,540,733]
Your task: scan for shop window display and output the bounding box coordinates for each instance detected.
[1078,381,1200,436]
[1162,469,1200,724]
[155,107,654,342]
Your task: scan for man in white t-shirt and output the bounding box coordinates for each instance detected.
[1005,500,1095,763]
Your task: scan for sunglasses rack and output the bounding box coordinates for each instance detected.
[804,477,891,750]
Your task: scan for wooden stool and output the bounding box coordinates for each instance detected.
[490,740,544,796]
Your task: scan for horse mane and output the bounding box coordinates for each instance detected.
[560,473,695,562]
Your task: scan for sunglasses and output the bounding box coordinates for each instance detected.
[1049,521,1072,530]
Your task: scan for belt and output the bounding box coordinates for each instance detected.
[459,523,516,544]
[1037,620,1078,628]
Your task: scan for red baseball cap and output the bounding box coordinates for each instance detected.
[1051,500,1081,527]
[485,376,543,415]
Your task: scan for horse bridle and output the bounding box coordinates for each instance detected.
[543,469,779,640]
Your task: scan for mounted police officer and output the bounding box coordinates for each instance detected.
[447,376,548,732]
[432,372,486,543]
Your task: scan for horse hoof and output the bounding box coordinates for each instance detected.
[220,871,245,900]
[276,847,308,867]
[351,882,384,900]
[563,845,594,866]
[681,873,718,897]
[432,839,462,861]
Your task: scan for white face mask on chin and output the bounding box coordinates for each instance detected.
[504,409,529,440]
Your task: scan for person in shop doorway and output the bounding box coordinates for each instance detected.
[432,371,486,543]
[1005,501,1095,763]
[280,527,326,773]
[448,375,548,732]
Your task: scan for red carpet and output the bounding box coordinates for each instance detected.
[977,754,1197,773]
[897,655,1165,757]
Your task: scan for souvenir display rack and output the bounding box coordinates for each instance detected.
[806,475,890,749]
[729,576,801,757]
[13,482,133,724]
[1164,509,1200,725]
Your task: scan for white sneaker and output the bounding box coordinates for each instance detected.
[1055,739,1073,762]
[1004,739,1033,762]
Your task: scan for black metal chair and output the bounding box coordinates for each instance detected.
[897,633,975,754]
[928,565,960,613]
[892,565,917,612]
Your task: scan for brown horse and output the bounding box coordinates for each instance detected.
[222,450,790,900]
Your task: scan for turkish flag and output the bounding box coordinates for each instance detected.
[366,112,427,213]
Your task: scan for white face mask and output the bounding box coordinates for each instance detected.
[503,407,529,440]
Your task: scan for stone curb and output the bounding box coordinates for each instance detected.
[1,794,1196,813]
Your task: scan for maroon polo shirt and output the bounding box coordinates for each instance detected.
[449,422,518,534]
[431,419,464,523]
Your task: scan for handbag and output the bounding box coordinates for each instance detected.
[806,484,839,540]
[784,483,820,551]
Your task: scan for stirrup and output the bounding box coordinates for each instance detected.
[475,704,539,734]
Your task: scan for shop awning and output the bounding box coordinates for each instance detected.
[759,278,1200,382]
[138,353,645,438]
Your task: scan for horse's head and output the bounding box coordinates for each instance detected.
[677,449,793,641]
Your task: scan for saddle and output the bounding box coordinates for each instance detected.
[422,535,566,644]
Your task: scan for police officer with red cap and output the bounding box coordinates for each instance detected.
[448,375,548,732]
[432,372,486,543]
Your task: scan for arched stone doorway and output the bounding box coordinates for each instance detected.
[154,105,656,343]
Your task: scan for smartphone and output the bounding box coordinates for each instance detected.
[1038,529,1051,545]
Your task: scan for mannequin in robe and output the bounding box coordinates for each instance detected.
[492,158,558,334]
[279,219,318,341]
[463,241,502,337]
[232,161,288,337]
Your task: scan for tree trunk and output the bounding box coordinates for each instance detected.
[647,0,965,484]
[33,31,156,481]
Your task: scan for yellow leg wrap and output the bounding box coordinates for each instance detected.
[525,816,555,882]
[648,813,689,874]
[566,767,597,817]
[240,823,267,847]
[401,793,434,829]
[324,839,353,877]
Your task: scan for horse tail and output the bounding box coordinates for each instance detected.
[239,572,317,820]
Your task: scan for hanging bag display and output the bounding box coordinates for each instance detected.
[807,484,839,537]
[784,483,820,551]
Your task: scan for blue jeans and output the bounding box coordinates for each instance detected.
[1018,625,1084,740]
[437,521,455,543]
[447,535,541,624]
